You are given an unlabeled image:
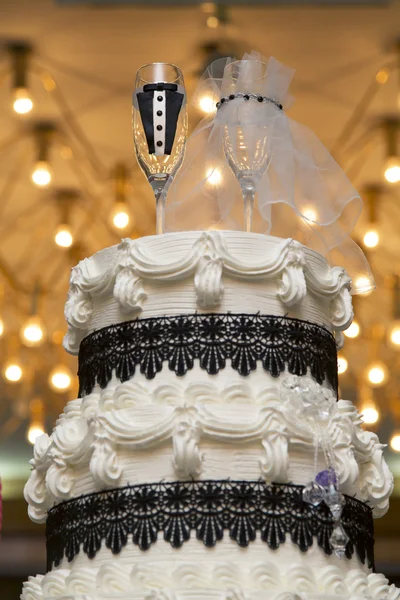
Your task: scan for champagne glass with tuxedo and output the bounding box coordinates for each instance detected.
[133,63,187,234]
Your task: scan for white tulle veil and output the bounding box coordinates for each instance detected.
[165,52,374,294]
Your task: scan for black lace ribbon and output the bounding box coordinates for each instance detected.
[46,480,374,571]
[78,314,338,397]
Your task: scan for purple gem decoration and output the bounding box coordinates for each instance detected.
[315,468,337,488]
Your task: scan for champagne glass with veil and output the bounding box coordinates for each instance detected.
[133,63,187,234]
[222,60,275,232]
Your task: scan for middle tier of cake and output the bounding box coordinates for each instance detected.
[25,375,393,525]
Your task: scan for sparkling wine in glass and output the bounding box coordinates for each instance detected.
[133,63,187,234]
[222,60,273,233]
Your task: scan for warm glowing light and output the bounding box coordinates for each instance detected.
[199,94,216,114]
[49,365,72,392]
[344,321,360,339]
[303,207,317,222]
[111,202,130,230]
[390,432,400,452]
[363,229,379,249]
[384,157,400,184]
[361,406,380,425]
[12,87,33,115]
[21,315,45,347]
[54,224,73,248]
[27,422,45,445]
[0,318,3,337]
[366,362,387,386]
[354,275,374,296]
[375,68,389,85]
[337,355,348,374]
[31,161,52,186]
[389,322,400,347]
[206,167,222,186]
[207,15,219,28]
[4,361,23,382]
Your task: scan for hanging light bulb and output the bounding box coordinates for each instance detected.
[110,164,132,230]
[361,404,380,425]
[0,317,4,337]
[8,43,33,116]
[363,229,379,248]
[388,276,400,348]
[12,87,33,115]
[32,161,52,186]
[48,364,72,392]
[54,189,78,248]
[390,431,400,452]
[31,123,55,187]
[111,202,130,229]
[359,386,380,425]
[337,355,348,374]
[206,166,222,186]
[3,359,23,383]
[389,322,400,347]
[303,207,317,222]
[199,94,216,115]
[26,398,45,445]
[383,120,400,184]
[366,361,388,386]
[21,314,45,347]
[362,186,381,249]
[54,224,73,248]
[354,276,374,296]
[344,320,360,339]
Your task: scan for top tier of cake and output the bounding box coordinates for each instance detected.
[63,231,353,397]
[64,231,353,352]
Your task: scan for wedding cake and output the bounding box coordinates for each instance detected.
[21,54,399,600]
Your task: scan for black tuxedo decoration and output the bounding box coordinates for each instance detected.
[136,82,184,156]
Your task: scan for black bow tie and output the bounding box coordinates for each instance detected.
[143,82,178,92]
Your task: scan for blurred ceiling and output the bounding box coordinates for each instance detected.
[1,0,400,494]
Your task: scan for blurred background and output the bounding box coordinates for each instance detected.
[1,0,400,597]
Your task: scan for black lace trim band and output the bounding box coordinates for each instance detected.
[78,314,338,397]
[46,480,373,571]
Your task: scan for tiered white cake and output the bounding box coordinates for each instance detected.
[22,231,398,600]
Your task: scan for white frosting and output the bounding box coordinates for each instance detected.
[63,231,352,354]
[21,552,400,600]
[24,377,393,523]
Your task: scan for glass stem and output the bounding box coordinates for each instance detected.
[155,187,166,235]
[150,175,169,235]
[240,178,256,233]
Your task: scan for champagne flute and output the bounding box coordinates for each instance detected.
[133,63,187,234]
[222,60,273,232]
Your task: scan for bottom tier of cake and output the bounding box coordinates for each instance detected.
[21,536,400,600]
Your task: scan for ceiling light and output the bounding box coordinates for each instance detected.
[337,355,348,374]
[384,157,400,184]
[49,365,72,392]
[361,405,380,425]
[344,320,360,339]
[55,224,73,248]
[21,315,45,347]
[303,207,317,222]
[363,229,379,249]
[111,202,130,230]
[12,87,33,115]
[390,432,400,452]
[3,360,23,383]
[366,362,387,386]
[8,43,33,116]
[27,421,46,445]
[31,160,52,187]
[199,94,216,115]
[206,167,222,186]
